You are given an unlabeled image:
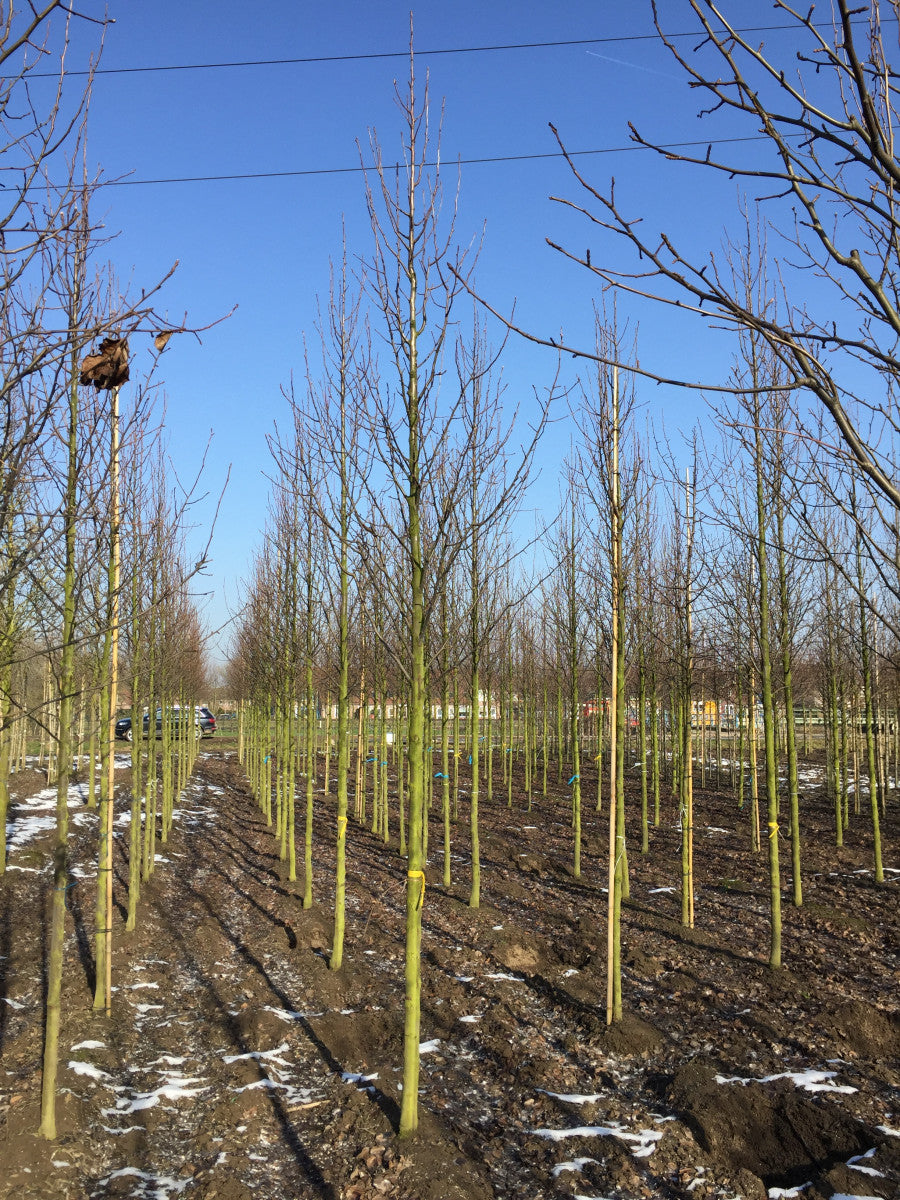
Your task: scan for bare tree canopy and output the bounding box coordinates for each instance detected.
[544,0,900,511]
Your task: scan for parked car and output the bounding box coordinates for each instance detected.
[115,705,217,741]
[197,706,217,736]
[114,713,141,740]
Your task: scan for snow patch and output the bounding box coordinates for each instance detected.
[4,786,90,854]
[67,1061,112,1082]
[716,1068,856,1094]
[847,1148,883,1177]
[105,1067,208,1115]
[551,1157,598,1178]
[223,1043,290,1067]
[94,1166,192,1197]
[532,1122,663,1158]
[262,1005,323,1021]
[538,1089,604,1104]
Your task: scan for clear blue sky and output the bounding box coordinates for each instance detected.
[53,1,813,664]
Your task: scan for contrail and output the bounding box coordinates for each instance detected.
[586,49,680,80]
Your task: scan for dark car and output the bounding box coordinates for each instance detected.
[115,706,217,741]
[197,706,217,736]
[114,713,142,741]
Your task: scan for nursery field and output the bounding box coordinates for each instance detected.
[0,747,898,1200]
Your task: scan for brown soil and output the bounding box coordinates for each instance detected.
[1,747,898,1200]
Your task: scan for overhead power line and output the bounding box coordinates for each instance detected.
[101,134,772,189]
[34,21,857,78]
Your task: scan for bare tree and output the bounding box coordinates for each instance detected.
[478,3,900,520]
[358,37,549,1130]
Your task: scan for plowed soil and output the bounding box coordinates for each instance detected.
[1,745,898,1200]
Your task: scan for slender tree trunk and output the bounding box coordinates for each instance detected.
[566,496,582,879]
[441,590,452,886]
[606,366,623,1022]
[468,450,482,910]
[94,384,120,1011]
[679,471,695,930]
[752,416,781,968]
[330,399,352,966]
[856,530,884,883]
[40,317,81,1141]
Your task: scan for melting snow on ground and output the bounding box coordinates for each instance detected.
[103,1066,209,1115]
[5,786,97,854]
[551,1156,599,1177]
[67,1047,211,1135]
[93,1166,192,1198]
[262,1004,322,1022]
[223,1042,320,1107]
[797,767,826,787]
[223,1043,291,1068]
[845,1148,884,1178]
[68,1061,113,1082]
[533,1121,664,1158]
[715,1068,857,1094]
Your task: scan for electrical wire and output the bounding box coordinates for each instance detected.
[103,134,771,188]
[34,16,866,189]
[33,21,858,78]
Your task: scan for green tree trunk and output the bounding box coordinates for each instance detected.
[638,643,648,853]
[39,327,80,1141]
[752,416,781,968]
[777,492,801,902]
[856,532,884,883]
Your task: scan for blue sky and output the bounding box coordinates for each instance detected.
[49,1,816,664]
